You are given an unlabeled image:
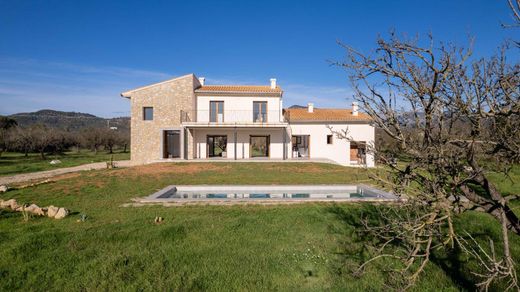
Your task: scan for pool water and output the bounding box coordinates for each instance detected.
[164,192,366,199]
[138,185,397,203]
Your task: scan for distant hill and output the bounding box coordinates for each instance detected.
[288,105,307,109]
[8,110,130,132]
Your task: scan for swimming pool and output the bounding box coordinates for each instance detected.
[137,185,398,204]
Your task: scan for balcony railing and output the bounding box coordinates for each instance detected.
[180,110,286,124]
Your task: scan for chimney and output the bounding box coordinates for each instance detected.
[199,77,205,86]
[270,78,277,89]
[308,102,314,113]
[352,102,359,116]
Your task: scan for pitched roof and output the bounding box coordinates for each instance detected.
[284,108,372,122]
[195,85,282,95]
[120,74,196,98]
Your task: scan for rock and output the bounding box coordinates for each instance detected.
[49,160,61,165]
[2,199,20,210]
[47,205,59,218]
[25,204,45,216]
[54,208,69,219]
[154,216,164,224]
[0,185,8,193]
[0,199,9,209]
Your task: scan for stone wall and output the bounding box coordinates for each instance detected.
[127,74,200,164]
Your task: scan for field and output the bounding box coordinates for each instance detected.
[0,150,130,176]
[0,162,519,291]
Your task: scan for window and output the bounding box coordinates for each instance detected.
[253,101,267,122]
[143,107,153,120]
[327,135,333,144]
[210,101,224,122]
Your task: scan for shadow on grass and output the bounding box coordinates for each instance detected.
[326,203,477,291]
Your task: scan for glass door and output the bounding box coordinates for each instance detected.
[253,101,267,122]
[250,135,269,157]
[210,101,224,123]
[163,130,180,158]
[291,135,309,158]
[207,135,227,157]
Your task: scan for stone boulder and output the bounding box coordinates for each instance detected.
[54,208,69,219]
[47,205,59,218]
[1,199,20,210]
[25,204,45,216]
[0,185,8,193]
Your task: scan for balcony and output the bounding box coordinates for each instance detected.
[180,110,288,127]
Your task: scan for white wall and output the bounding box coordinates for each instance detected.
[196,96,283,123]
[289,123,375,167]
[192,128,288,159]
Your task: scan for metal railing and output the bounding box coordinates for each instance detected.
[180,110,287,124]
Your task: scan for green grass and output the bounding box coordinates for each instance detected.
[0,150,130,176]
[0,163,518,291]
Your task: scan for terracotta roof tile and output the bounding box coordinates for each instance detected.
[195,85,282,93]
[284,108,372,122]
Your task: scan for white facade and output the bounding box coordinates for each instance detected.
[289,123,375,167]
[195,95,284,124]
[123,74,375,167]
[185,93,375,166]
[191,128,288,159]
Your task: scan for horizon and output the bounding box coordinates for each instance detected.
[1,0,519,118]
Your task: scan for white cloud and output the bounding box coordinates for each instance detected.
[0,59,357,117]
[0,57,172,117]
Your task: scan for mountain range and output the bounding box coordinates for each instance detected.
[7,110,130,132]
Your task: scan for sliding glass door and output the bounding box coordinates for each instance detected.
[207,135,227,157]
[250,135,269,158]
[163,130,180,158]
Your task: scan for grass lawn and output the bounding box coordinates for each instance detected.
[0,150,130,176]
[0,163,519,291]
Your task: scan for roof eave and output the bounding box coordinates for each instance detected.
[287,119,373,123]
[195,91,283,97]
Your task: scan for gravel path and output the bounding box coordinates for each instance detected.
[0,160,132,185]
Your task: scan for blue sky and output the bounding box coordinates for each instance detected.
[0,0,518,117]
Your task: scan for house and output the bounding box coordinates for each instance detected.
[121,74,375,167]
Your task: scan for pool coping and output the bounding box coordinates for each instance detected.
[133,184,401,205]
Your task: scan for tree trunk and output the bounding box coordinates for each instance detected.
[460,185,520,235]
[40,149,46,160]
[123,144,127,153]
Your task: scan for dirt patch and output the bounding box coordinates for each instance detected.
[109,163,232,178]
[52,172,82,181]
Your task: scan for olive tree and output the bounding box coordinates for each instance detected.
[0,117,17,157]
[335,33,519,290]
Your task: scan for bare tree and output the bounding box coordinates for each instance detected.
[11,126,33,157]
[335,33,520,290]
[0,116,17,158]
[116,130,130,153]
[29,124,60,159]
[103,128,117,154]
[82,128,105,154]
[505,0,520,46]
[506,0,520,26]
